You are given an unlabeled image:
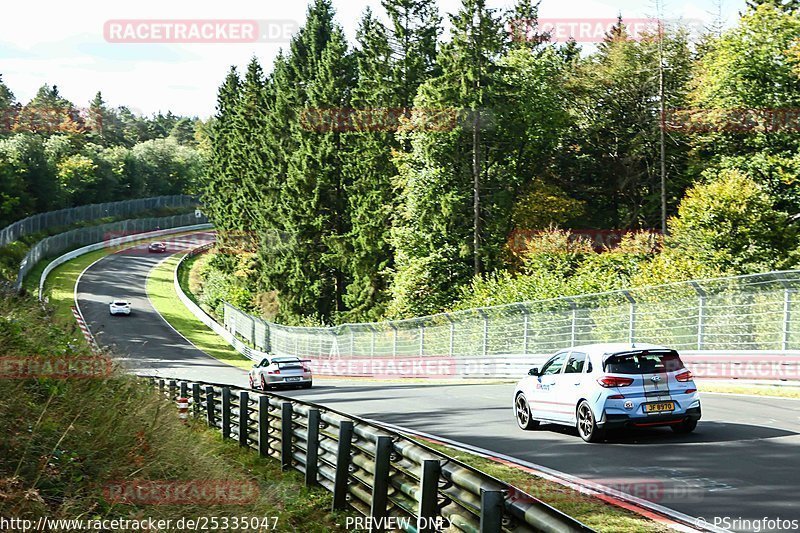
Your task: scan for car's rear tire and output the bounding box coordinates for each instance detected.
[260,375,269,391]
[515,393,539,430]
[577,400,605,443]
[671,418,698,434]
[301,382,312,389]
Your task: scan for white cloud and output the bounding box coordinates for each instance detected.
[0,0,746,117]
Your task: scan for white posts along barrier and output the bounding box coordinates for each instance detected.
[38,223,213,300]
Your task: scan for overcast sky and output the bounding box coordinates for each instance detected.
[0,0,746,118]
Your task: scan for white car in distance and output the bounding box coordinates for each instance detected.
[109,300,132,316]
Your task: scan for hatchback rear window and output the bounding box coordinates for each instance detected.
[603,350,685,374]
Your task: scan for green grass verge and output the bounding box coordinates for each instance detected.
[419,440,669,533]
[0,294,352,532]
[38,249,109,327]
[146,254,253,370]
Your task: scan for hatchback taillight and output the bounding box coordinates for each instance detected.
[675,370,693,382]
[597,376,634,387]
[302,364,311,372]
[268,369,280,375]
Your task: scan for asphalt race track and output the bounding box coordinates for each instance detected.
[76,237,800,529]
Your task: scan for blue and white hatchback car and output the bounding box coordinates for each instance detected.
[513,343,701,442]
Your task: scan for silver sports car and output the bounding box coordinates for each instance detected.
[249,356,312,390]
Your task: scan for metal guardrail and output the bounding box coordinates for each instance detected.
[145,376,594,533]
[0,194,197,248]
[38,223,214,300]
[220,271,800,358]
[17,211,209,291]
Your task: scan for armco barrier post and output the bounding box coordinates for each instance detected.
[205,386,216,427]
[305,409,320,486]
[281,402,293,470]
[418,459,441,533]
[168,380,177,399]
[239,391,249,447]
[192,383,201,418]
[222,387,232,440]
[258,395,270,457]
[332,420,354,510]
[370,436,392,528]
[158,379,165,396]
[480,489,504,533]
[180,381,188,399]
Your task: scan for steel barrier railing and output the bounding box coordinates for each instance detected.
[145,376,594,533]
[0,194,197,248]
[16,211,208,291]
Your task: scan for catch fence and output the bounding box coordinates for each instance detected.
[222,271,800,358]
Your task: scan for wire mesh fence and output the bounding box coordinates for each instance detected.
[223,271,800,358]
[0,194,198,248]
[15,211,208,290]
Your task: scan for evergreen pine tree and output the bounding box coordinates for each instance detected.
[203,67,243,230]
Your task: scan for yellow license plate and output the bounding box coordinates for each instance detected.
[644,402,675,413]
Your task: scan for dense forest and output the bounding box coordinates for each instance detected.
[0,80,207,228]
[197,0,800,326]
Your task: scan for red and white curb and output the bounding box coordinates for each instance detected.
[71,305,101,354]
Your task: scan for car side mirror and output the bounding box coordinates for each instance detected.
[528,367,539,376]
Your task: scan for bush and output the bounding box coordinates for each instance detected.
[666,169,797,274]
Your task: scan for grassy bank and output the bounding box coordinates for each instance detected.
[0,293,351,532]
[146,254,253,370]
